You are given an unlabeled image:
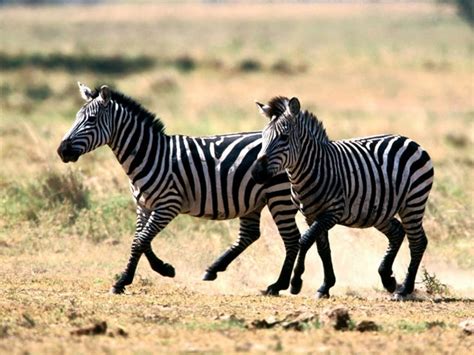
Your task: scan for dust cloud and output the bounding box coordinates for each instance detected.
[146,209,473,298]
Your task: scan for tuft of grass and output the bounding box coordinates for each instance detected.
[421,266,451,296]
[0,52,155,75]
[397,320,429,333]
[24,83,53,101]
[1,169,89,223]
[71,195,134,244]
[238,58,262,72]
[172,55,196,72]
[36,169,90,210]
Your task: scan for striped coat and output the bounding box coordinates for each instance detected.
[252,96,434,299]
[58,84,302,295]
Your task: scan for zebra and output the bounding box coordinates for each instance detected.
[57,83,302,295]
[251,96,434,300]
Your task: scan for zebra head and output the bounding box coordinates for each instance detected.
[251,96,301,184]
[57,83,113,163]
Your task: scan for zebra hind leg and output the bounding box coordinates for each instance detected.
[145,247,176,277]
[375,218,405,293]
[203,212,261,282]
[394,223,428,300]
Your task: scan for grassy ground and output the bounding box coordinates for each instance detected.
[0,2,473,353]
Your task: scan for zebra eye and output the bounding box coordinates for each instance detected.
[88,115,97,123]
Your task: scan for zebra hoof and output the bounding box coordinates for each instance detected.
[316,291,330,299]
[382,277,398,293]
[160,263,176,278]
[391,288,415,302]
[262,285,281,296]
[202,271,217,281]
[110,285,125,295]
[391,293,407,302]
[290,279,302,295]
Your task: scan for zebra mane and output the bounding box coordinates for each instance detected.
[90,88,166,134]
[300,110,330,143]
[268,96,329,143]
[267,96,290,118]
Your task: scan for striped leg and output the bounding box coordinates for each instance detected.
[264,200,300,295]
[111,206,179,294]
[375,218,405,293]
[292,214,337,298]
[203,210,261,282]
[132,207,170,277]
[394,218,428,299]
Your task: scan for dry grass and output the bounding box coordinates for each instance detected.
[0,2,473,353]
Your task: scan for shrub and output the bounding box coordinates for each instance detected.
[421,266,451,296]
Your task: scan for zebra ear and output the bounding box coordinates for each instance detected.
[255,101,272,119]
[99,85,111,106]
[288,97,301,116]
[78,82,93,102]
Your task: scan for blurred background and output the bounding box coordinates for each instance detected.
[0,1,472,296]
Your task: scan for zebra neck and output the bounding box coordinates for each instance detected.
[108,110,169,181]
[288,139,333,190]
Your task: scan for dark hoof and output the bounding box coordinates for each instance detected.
[391,292,409,301]
[110,285,125,294]
[391,285,413,301]
[262,285,281,296]
[160,263,175,278]
[290,278,302,295]
[383,276,397,293]
[202,271,217,281]
[316,291,330,299]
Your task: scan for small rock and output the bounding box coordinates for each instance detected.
[356,320,379,332]
[250,316,280,329]
[319,306,351,330]
[459,319,474,335]
[282,312,317,331]
[22,313,35,328]
[107,327,128,337]
[70,321,107,336]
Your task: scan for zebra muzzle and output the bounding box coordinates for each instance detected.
[251,156,272,184]
[57,139,81,163]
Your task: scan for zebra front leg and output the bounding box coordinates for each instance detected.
[111,207,178,294]
[203,212,261,281]
[376,218,405,293]
[263,199,300,296]
[290,247,308,295]
[295,215,337,298]
[264,225,300,296]
[314,230,336,298]
[111,237,143,294]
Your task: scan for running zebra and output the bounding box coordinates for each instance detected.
[251,96,434,300]
[57,83,302,295]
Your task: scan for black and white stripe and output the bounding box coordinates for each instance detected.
[57,84,302,295]
[252,96,434,300]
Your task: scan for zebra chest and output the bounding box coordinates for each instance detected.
[291,187,329,219]
[130,183,152,209]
